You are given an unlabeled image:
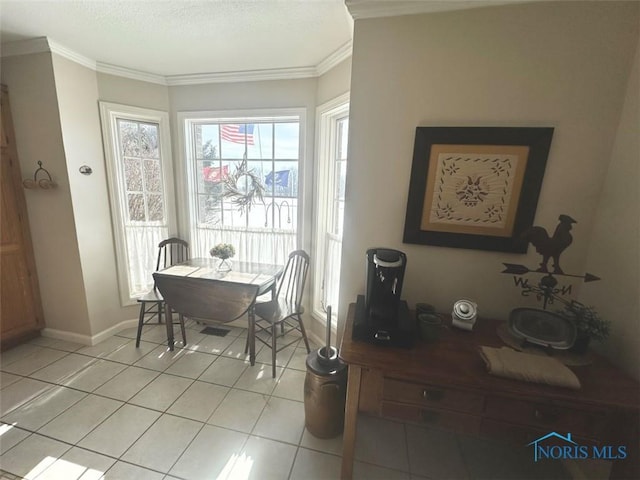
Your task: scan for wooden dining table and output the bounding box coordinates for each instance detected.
[153,257,283,363]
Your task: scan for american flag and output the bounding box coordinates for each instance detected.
[221,124,254,145]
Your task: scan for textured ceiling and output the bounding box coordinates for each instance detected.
[0,0,354,77]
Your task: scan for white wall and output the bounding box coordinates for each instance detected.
[580,38,640,380]
[340,2,639,333]
[1,53,91,336]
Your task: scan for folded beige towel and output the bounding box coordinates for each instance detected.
[479,346,581,389]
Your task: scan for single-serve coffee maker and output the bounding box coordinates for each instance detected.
[354,248,413,347]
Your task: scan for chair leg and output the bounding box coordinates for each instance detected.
[271,322,277,378]
[244,332,249,354]
[166,305,175,351]
[158,302,163,324]
[179,314,187,346]
[297,314,311,353]
[248,306,256,366]
[135,302,145,348]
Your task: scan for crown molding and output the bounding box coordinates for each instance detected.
[345,0,519,19]
[1,36,352,85]
[316,40,353,76]
[96,62,167,85]
[165,66,317,86]
[48,39,97,70]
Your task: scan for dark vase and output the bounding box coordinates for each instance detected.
[570,334,590,354]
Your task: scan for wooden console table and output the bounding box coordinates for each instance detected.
[339,302,639,479]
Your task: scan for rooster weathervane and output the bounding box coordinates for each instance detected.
[501,214,600,308]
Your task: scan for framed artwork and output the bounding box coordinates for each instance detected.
[403,127,554,253]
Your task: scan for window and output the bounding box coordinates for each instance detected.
[99,102,176,305]
[180,111,304,266]
[313,95,349,327]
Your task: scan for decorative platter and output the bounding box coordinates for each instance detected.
[508,308,576,350]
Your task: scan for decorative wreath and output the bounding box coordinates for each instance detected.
[222,158,266,214]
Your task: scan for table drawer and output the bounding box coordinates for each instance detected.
[384,378,484,414]
[485,396,605,438]
[382,402,481,434]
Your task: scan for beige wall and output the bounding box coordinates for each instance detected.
[581,39,640,380]
[97,73,170,111]
[52,55,137,335]
[1,53,91,336]
[317,57,352,106]
[340,2,639,341]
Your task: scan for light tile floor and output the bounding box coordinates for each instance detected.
[0,320,574,480]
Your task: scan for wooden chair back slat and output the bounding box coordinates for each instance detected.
[276,250,309,309]
[156,237,190,271]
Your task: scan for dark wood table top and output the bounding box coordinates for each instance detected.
[339,302,640,411]
[157,257,282,292]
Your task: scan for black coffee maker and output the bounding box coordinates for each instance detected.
[354,248,413,347]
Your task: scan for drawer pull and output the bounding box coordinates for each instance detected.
[422,389,445,401]
[420,410,440,423]
[534,408,559,423]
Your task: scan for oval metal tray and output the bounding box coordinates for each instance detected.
[508,308,576,350]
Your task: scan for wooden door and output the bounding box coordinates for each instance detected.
[1,85,44,349]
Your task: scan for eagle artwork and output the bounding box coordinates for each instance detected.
[520,214,576,274]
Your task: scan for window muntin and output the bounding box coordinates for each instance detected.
[118,119,165,224]
[183,113,303,266]
[99,103,176,305]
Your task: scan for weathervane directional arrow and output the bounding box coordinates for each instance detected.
[501,263,600,282]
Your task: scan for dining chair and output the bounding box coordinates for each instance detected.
[249,249,311,377]
[135,237,189,348]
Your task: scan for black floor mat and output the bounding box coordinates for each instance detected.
[200,326,231,337]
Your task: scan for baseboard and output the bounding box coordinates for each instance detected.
[91,319,139,345]
[42,318,139,346]
[41,316,323,349]
[307,329,324,350]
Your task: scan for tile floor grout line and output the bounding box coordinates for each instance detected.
[133,404,207,478]
[287,445,301,480]
[3,333,316,480]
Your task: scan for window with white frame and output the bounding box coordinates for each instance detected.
[99,102,176,305]
[313,95,349,327]
[181,111,304,266]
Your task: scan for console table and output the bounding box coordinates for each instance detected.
[339,302,639,479]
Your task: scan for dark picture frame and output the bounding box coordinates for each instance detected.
[403,126,554,253]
